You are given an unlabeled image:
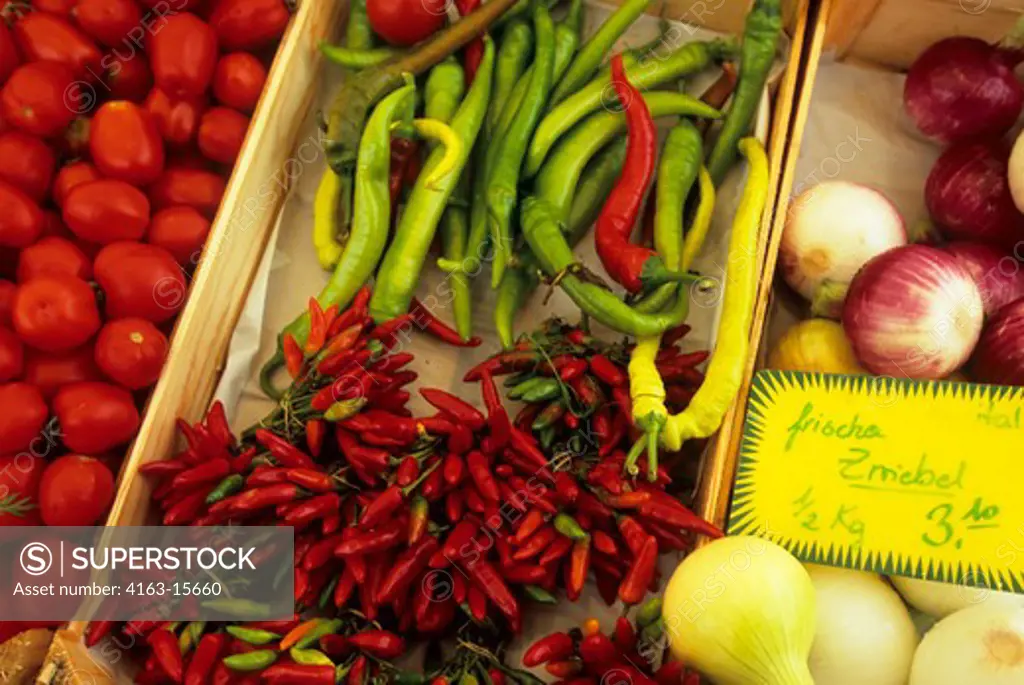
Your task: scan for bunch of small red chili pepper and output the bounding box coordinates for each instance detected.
[464,319,709,472]
[523,602,701,685]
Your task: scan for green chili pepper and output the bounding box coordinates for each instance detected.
[202,598,272,618]
[524,584,558,604]
[538,425,556,450]
[205,474,243,505]
[487,1,555,288]
[636,596,663,627]
[680,167,715,272]
[319,575,339,611]
[554,513,589,541]
[519,378,562,404]
[641,618,664,643]
[394,672,427,685]
[549,0,650,106]
[178,621,204,653]
[535,91,722,222]
[462,675,479,685]
[346,0,375,50]
[296,618,344,650]
[521,197,698,337]
[223,650,278,672]
[634,121,702,314]
[706,0,782,185]
[528,39,737,177]
[493,137,628,349]
[531,400,565,431]
[320,43,401,69]
[225,626,279,646]
[261,82,415,398]
[507,376,553,400]
[290,647,335,666]
[489,20,534,134]
[369,41,494,324]
[425,58,467,124]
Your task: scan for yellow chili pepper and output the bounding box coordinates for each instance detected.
[680,166,716,272]
[391,119,463,190]
[313,170,347,270]
[630,138,769,456]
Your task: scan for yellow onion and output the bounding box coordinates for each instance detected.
[768,319,865,374]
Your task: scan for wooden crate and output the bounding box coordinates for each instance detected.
[718,0,1024,521]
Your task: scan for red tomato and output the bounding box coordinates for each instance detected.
[209,0,289,51]
[0,453,47,501]
[148,206,211,266]
[149,167,225,217]
[0,132,55,201]
[23,344,101,399]
[367,0,446,46]
[137,0,205,9]
[0,327,23,382]
[93,242,186,323]
[12,275,101,352]
[212,52,267,113]
[197,106,248,165]
[0,23,19,85]
[89,101,165,185]
[107,53,152,103]
[63,179,150,244]
[143,87,206,146]
[30,0,77,14]
[0,180,43,248]
[94,317,168,389]
[12,13,102,79]
[52,161,100,207]
[0,280,13,326]
[17,237,92,282]
[53,383,139,454]
[39,211,75,241]
[0,62,76,137]
[71,0,142,48]
[148,13,218,98]
[0,383,47,453]
[39,454,115,526]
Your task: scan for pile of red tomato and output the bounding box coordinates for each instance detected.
[0,0,289,532]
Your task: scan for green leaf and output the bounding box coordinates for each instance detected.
[0,493,36,518]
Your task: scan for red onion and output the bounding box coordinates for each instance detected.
[943,242,1024,316]
[843,245,983,380]
[972,297,1024,386]
[925,141,1024,250]
[904,36,1024,144]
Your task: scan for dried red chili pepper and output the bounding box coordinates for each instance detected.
[589,354,627,387]
[334,520,404,556]
[619,535,658,605]
[468,584,488,621]
[636,500,722,539]
[503,563,547,584]
[523,632,574,667]
[172,458,230,490]
[254,429,316,469]
[285,468,334,493]
[147,629,183,683]
[566,537,591,602]
[466,450,500,503]
[347,629,406,660]
[302,533,346,571]
[230,484,302,514]
[334,568,357,608]
[479,369,511,448]
[512,524,557,562]
[184,633,227,685]
[262,663,335,685]
[444,489,463,523]
[163,489,209,525]
[284,493,340,527]
[463,350,540,382]
[513,508,545,544]
[348,655,368,685]
[464,555,521,632]
[553,472,580,504]
[410,298,482,347]
[420,388,486,429]
[442,452,465,486]
[306,297,328,355]
[305,419,325,458]
[140,459,188,478]
[538,535,572,566]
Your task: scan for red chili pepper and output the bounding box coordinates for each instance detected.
[640,517,691,552]
[442,452,465,486]
[591,530,619,557]
[465,450,500,503]
[335,427,389,474]
[508,427,548,469]
[557,357,588,383]
[636,500,722,539]
[254,429,316,469]
[589,354,627,387]
[410,494,431,542]
[417,593,456,634]
[618,535,658,605]
[334,521,404,556]
[282,333,304,378]
[396,456,420,487]
[437,518,479,566]
[163,489,209,526]
[302,533,346,571]
[513,508,545,544]
[479,369,511,448]
[306,297,328,355]
[613,616,636,653]
[538,535,572,566]
[488,669,505,685]
[347,629,406,659]
[553,472,580,505]
[467,583,488,621]
[604,490,651,509]
[334,568,357,608]
[230,447,258,473]
[546,660,582,678]
[575,491,613,523]
[444,489,463,523]
[513,524,557,562]
[514,403,542,432]
[601,413,628,458]
[171,458,230,490]
[184,633,227,685]
[147,629,183,683]
[84,620,117,648]
[452,571,468,604]
[421,388,486,430]
[140,459,188,478]
[566,537,591,602]
[230,484,302,514]
[285,468,334,493]
[503,563,548,585]
[305,419,325,458]
[464,485,486,513]
[420,456,444,502]
[410,298,482,347]
[456,0,483,83]
[595,567,620,605]
[654,661,686,685]
[464,556,521,631]
[262,664,335,685]
[369,313,414,344]
[463,351,540,382]
[246,467,288,487]
[348,655,368,685]
[284,493,340,527]
[523,632,574,667]
[617,515,649,556]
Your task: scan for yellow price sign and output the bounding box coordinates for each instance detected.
[728,370,1024,592]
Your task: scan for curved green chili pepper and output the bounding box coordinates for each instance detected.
[634,121,702,314]
[223,650,278,672]
[706,0,782,185]
[425,58,467,124]
[369,41,494,324]
[346,0,375,50]
[488,20,534,134]
[205,474,243,505]
[262,81,415,397]
[521,197,699,337]
[225,626,279,646]
[680,167,716,272]
[536,91,722,221]
[493,137,628,349]
[527,38,737,177]
[320,43,401,69]
[549,0,651,106]
[487,1,555,288]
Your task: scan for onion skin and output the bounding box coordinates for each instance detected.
[904,37,1024,144]
[909,603,1024,685]
[971,296,1024,386]
[780,181,906,302]
[943,242,1024,316]
[768,319,865,374]
[925,141,1024,250]
[843,245,984,380]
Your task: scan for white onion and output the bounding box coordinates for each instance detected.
[910,603,1024,685]
[780,181,907,304]
[805,565,917,685]
[891,575,1024,619]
